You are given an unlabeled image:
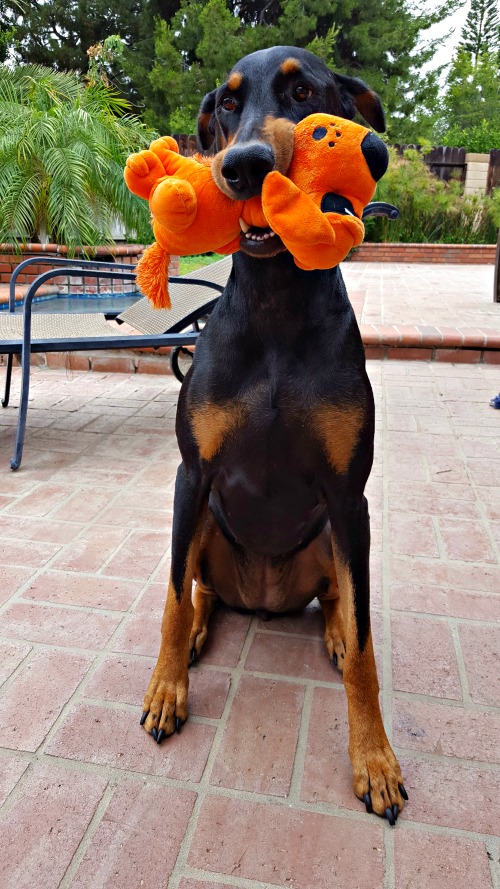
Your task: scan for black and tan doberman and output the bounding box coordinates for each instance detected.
[141,45,407,824]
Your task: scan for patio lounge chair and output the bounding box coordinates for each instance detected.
[0,254,231,470]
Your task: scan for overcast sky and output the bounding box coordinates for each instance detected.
[423,2,470,71]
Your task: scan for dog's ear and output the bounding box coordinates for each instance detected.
[197,88,217,150]
[333,73,385,133]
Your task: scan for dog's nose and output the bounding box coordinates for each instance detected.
[221,142,275,198]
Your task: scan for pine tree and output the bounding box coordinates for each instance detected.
[457,0,500,66]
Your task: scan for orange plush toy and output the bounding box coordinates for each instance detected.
[124,136,266,308]
[124,115,389,308]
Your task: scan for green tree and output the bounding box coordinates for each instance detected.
[0,65,155,248]
[145,0,460,139]
[433,0,500,150]
[457,0,500,65]
[0,1,17,63]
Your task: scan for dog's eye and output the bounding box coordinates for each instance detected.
[222,97,238,112]
[293,84,312,102]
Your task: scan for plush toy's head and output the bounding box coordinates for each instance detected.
[124,114,390,307]
[289,113,388,218]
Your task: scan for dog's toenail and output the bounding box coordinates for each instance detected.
[384,807,396,826]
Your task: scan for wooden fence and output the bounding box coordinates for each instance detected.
[173,134,500,193]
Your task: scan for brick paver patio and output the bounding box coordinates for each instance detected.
[0,265,499,887]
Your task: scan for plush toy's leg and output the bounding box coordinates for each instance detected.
[124,150,170,200]
[135,243,172,310]
[262,172,366,271]
[150,178,198,233]
[294,215,365,271]
[262,172,337,270]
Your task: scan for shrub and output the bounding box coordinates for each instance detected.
[0,64,156,250]
[365,148,499,244]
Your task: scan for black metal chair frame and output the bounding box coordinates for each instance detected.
[1,256,222,470]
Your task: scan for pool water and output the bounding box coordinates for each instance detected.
[32,292,142,314]
[0,292,142,315]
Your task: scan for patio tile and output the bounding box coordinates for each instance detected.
[394,831,493,889]
[0,753,29,805]
[0,649,91,751]
[300,686,357,809]
[390,555,500,595]
[0,639,32,684]
[50,526,130,572]
[399,756,500,834]
[84,654,231,719]
[178,881,241,889]
[244,632,337,682]
[0,538,61,568]
[4,483,74,516]
[388,513,440,558]
[23,570,141,611]
[101,529,167,580]
[45,702,216,781]
[391,614,462,700]
[0,565,36,604]
[393,697,500,764]
[1,347,499,884]
[458,624,500,707]
[0,515,84,545]
[437,516,497,562]
[209,675,304,796]
[0,762,108,889]
[0,601,122,649]
[390,581,500,622]
[188,795,384,888]
[70,780,196,889]
[50,485,119,522]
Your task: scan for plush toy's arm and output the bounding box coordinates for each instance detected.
[262,171,364,271]
[124,138,184,201]
[124,150,170,201]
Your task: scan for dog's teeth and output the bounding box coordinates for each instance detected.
[245,233,251,239]
[239,217,250,233]
[269,231,276,237]
[345,208,354,216]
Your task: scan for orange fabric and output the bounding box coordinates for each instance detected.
[124,116,382,308]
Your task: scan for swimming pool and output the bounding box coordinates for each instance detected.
[1,291,142,315]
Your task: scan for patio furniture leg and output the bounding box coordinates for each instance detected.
[1,353,14,408]
[10,342,31,471]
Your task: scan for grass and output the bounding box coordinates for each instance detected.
[179,252,224,274]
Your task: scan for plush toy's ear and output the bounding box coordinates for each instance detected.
[333,72,385,133]
[197,88,217,150]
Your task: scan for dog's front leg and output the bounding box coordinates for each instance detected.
[328,493,407,824]
[141,463,207,743]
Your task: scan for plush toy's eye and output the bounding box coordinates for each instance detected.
[293,83,312,102]
[222,97,238,112]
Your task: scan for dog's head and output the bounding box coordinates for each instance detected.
[197,46,385,258]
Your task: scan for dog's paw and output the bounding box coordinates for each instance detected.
[352,746,408,825]
[324,628,345,672]
[140,667,188,743]
[189,623,208,663]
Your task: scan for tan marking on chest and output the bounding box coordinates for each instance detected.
[313,405,365,475]
[191,403,246,462]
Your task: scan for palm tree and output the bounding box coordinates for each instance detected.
[0,64,155,250]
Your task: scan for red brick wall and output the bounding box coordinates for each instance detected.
[0,244,144,287]
[350,243,496,264]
